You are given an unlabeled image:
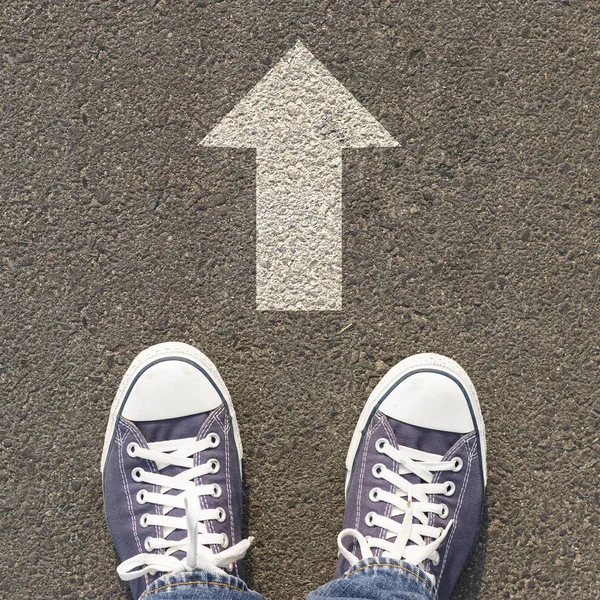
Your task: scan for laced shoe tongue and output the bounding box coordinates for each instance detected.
[384,413,462,458]
[136,414,209,443]
[136,413,211,559]
[380,413,461,545]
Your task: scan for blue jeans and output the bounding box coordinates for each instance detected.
[139,557,436,600]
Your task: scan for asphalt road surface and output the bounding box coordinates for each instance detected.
[2,1,599,599]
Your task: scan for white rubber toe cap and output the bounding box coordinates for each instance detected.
[121,358,223,422]
[101,342,243,474]
[379,371,475,434]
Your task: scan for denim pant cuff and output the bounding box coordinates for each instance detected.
[141,570,249,598]
[343,557,437,600]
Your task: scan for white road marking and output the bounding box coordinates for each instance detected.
[202,41,398,311]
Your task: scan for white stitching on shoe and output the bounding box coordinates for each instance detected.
[437,436,474,585]
[353,419,377,559]
[427,433,473,575]
[355,418,375,533]
[117,422,145,565]
[196,409,220,536]
[378,416,397,558]
[120,420,157,589]
[122,420,163,557]
[223,418,235,561]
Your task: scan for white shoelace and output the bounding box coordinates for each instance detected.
[338,439,462,584]
[117,434,252,581]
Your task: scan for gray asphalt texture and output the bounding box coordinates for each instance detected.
[1,1,599,599]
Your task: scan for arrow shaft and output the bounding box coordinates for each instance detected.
[256,146,342,310]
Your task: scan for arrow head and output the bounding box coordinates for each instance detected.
[202,41,398,149]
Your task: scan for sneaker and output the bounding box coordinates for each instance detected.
[336,353,486,600]
[101,342,251,600]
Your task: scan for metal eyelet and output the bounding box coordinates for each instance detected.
[144,536,153,552]
[208,433,221,448]
[365,511,377,527]
[221,533,229,548]
[375,438,389,453]
[131,467,144,482]
[140,513,150,528]
[136,490,147,504]
[432,552,440,566]
[209,459,220,474]
[369,488,381,502]
[212,484,222,498]
[452,457,463,472]
[372,463,385,478]
[439,504,449,519]
[126,442,138,457]
[444,481,456,496]
[216,507,227,523]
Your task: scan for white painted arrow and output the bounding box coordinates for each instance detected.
[202,41,398,311]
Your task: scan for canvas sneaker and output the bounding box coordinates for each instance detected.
[101,342,251,600]
[336,353,486,600]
